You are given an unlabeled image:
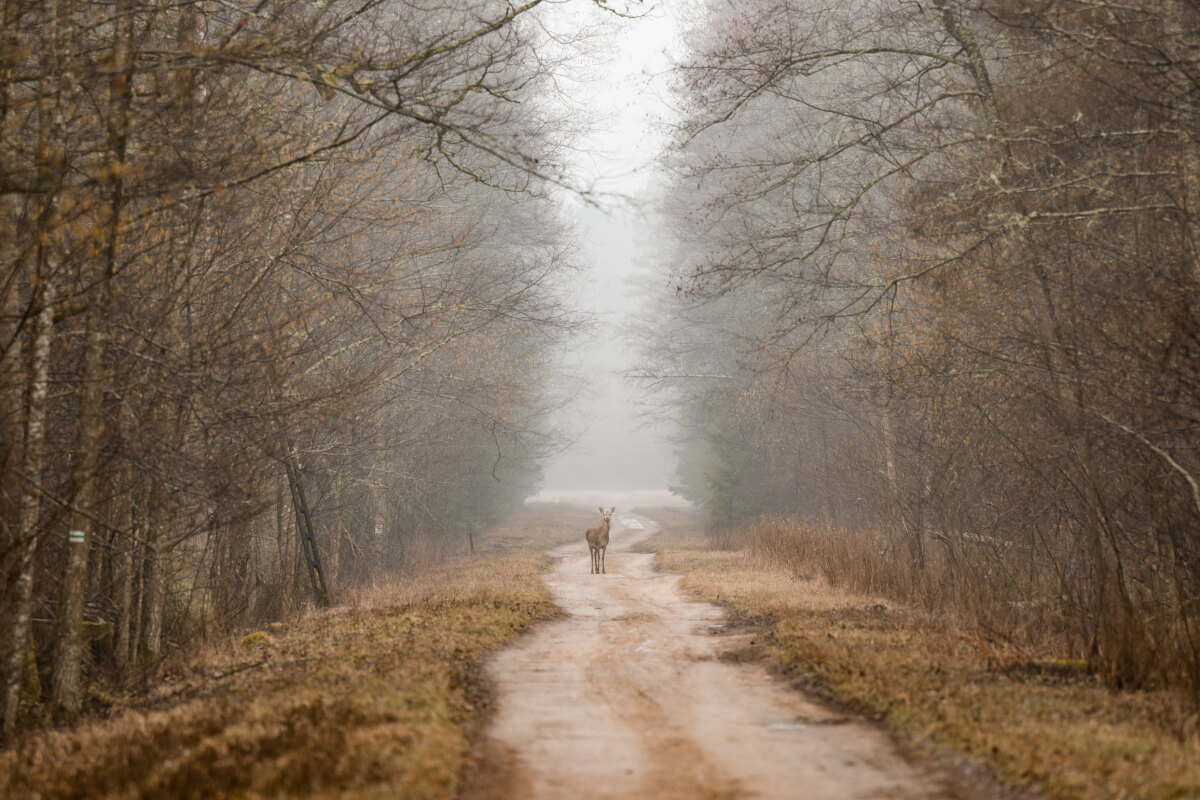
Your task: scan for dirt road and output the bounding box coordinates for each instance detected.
[467,512,953,800]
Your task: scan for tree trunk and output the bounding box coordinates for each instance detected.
[111,439,135,673]
[139,479,164,667]
[247,513,260,623]
[328,474,342,585]
[51,0,136,715]
[275,478,292,613]
[50,356,103,715]
[113,527,134,672]
[1164,0,1200,282]
[819,413,834,525]
[1,274,55,739]
[0,0,63,738]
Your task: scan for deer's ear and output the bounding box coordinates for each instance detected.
[598,506,604,513]
[610,506,616,513]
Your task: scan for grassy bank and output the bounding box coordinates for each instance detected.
[0,504,585,800]
[640,511,1200,800]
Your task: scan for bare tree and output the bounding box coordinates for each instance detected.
[0,0,592,735]
[650,0,1200,702]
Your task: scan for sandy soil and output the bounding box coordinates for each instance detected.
[465,512,954,800]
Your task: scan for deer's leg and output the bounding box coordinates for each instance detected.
[600,545,606,574]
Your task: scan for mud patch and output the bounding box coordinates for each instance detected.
[716,639,768,664]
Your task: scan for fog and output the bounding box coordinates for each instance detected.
[533,2,684,498]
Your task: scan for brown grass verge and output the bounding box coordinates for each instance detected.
[475,503,599,555]
[644,515,1200,800]
[627,506,709,554]
[0,506,573,800]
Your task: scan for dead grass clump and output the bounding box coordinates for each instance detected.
[0,546,562,800]
[736,516,1099,663]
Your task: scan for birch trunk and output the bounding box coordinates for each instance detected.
[1,275,55,738]
[0,0,58,738]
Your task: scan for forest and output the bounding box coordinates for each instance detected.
[647,0,1200,709]
[1,0,1199,762]
[0,0,578,738]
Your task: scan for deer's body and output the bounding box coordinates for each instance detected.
[586,506,615,574]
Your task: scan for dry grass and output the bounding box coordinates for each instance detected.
[644,514,1200,800]
[0,507,572,800]
[474,502,599,556]
[627,506,708,554]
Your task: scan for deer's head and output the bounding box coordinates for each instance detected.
[598,506,615,524]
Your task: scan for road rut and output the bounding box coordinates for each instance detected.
[466,512,952,800]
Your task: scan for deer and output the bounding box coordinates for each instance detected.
[586,506,615,574]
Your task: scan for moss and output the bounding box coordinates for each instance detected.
[82,619,113,641]
[240,631,269,650]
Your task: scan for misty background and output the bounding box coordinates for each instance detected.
[535,2,683,496]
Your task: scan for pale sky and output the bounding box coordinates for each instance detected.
[535,1,685,494]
